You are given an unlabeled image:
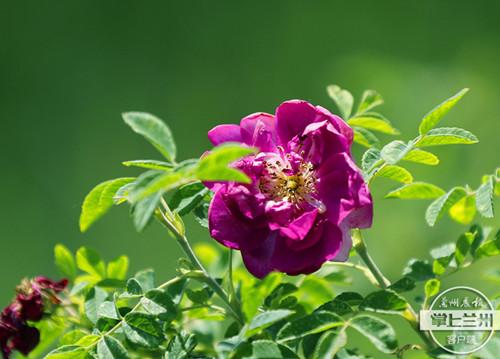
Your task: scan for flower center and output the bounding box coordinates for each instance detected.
[259,155,325,213]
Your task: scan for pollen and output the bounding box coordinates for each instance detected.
[259,156,325,212]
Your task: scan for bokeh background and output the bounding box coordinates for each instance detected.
[1,1,499,357]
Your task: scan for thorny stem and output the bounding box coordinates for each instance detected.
[352,229,436,350]
[158,199,244,324]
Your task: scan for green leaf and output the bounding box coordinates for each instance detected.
[122,112,176,162]
[97,279,126,289]
[60,330,88,346]
[385,182,445,199]
[130,170,190,202]
[326,85,354,119]
[84,286,108,324]
[165,332,197,358]
[113,182,135,205]
[186,287,211,304]
[80,178,135,232]
[334,292,364,306]
[142,289,177,321]
[353,127,379,148]
[356,90,384,115]
[126,278,143,295]
[107,256,129,280]
[169,182,209,216]
[247,340,282,359]
[455,231,475,265]
[75,334,100,347]
[132,192,162,231]
[431,243,456,275]
[45,345,88,359]
[425,187,467,226]
[476,175,495,218]
[135,269,155,292]
[349,315,398,353]
[361,148,381,173]
[98,301,120,320]
[76,247,106,279]
[315,299,353,316]
[297,276,335,307]
[449,194,476,225]
[125,313,163,337]
[380,140,411,164]
[424,279,441,299]
[264,283,298,309]
[247,340,299,359]
[375,165,413,184]
[475,231,500,259]
[193,202,209,228]
[336,348,372,359]
[97,335,130,359]
[122,160,173,170]
[247,309,294,335]
[359,290,408,314]
[403,259,435,281]
[196,143,255,183]
[416,127,478,147]
[402,149,439,166]
[418,88,469,135]
[470,224,487,255]
[123,312,164,348]
[54,244,77,280]
[388,277,416,293]
[277,311,343,342]
[348,114,398,135]
[312,329,347,359]
[166,278,187,305]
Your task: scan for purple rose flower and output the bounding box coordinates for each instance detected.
[206,100,373,278]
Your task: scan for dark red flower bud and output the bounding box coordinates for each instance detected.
[0,320,13,359]
[9,325,40,356]
[16,292,44,322]
[0,276,68,358]
[33,277,68,293]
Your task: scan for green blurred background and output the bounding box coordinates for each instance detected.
[1,1,499,356]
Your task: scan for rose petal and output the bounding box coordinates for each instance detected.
[315,105,353,145]
[207,124,242,145]
[275,100,319,145]
[271,221,343,275]
[279,209,318,241]
[240,112,277,152]
[208,188,266,249]
[316,152,373,228]
[240,231,276,279]
[293,120,350,165]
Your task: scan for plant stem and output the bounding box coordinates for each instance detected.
[157,202,244,324]
[352,229,436,350]
[324,261,379,287]
[352,229,391,288]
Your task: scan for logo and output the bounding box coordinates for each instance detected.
[420,286,499,355]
